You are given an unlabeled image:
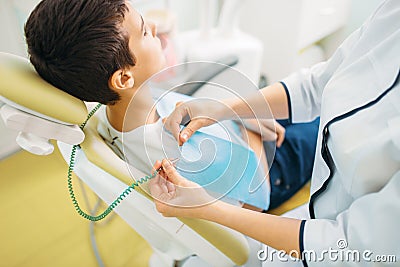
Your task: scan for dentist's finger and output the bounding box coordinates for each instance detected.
[151,160,166,180]
[166,178,176,193]
[149,161,162,196]
[152,160,162,173]
[164,106,190,142]
[161,159,186,185]
[179,119,204,145]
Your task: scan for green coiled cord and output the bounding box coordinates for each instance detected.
[67,103,157,221]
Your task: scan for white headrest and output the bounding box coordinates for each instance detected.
[0,103,85,155]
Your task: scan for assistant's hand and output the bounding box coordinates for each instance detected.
[163,99,227,146]
[149,159,215,218]
[242,119,285,147]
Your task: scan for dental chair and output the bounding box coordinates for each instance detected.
[0,52,255,267]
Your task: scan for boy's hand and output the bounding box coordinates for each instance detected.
[243,119,285,147]
[274,122,285,147]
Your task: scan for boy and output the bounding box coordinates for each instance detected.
[24,0,318,210]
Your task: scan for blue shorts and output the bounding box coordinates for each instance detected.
[265,118,320,210]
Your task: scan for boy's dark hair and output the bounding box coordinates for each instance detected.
[25,0,135,105]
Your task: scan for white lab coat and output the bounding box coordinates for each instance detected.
[281,0,400,266]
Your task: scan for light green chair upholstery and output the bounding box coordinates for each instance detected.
[0,52,250,267]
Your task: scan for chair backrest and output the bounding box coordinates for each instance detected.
[0,52,87,124]
[0,52,87,155]
[0,52,250,266]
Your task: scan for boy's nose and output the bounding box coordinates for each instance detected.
[149,22,157,37]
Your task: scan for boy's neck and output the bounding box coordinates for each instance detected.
[106,85,159,132]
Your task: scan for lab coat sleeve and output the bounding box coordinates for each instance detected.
[281,6,379,123]
[301,171,400,266]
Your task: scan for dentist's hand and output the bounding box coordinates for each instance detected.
[163,99,228,146]
[149,159,215,218]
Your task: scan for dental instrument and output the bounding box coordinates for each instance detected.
[155,157,180,172]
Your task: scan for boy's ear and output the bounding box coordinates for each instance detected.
[109,69,134,90]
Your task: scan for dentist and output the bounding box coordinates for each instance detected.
[150,1,400,266]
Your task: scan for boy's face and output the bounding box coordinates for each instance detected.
[123,3,166,85]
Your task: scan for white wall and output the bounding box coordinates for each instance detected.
[238,0,386,83]
[0,0,39,57]
[0,0,40,159]
[0,0,204,56]
[133,0,207,31]
[320,0,385,57]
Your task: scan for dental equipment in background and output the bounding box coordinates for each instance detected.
[176,0,263,86]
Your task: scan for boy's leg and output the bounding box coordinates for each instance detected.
[266,118,320,210]
[240,123,272,212]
